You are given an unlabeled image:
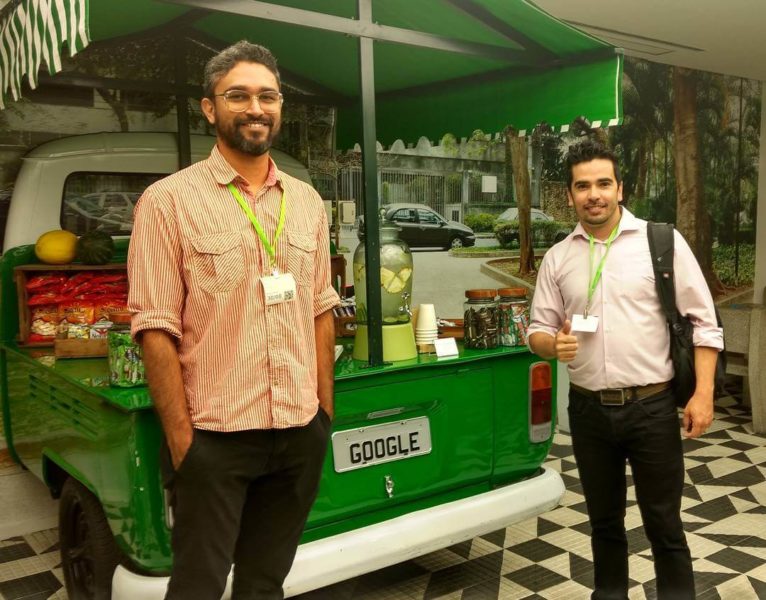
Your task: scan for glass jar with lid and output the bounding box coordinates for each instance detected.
[351,209,416,362]
[107,311,146,387]
[497,287,530,347]
[463,289,499,349]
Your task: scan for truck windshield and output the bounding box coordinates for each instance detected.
[61,172,165,235]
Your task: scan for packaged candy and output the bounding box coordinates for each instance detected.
[67,323,90,339]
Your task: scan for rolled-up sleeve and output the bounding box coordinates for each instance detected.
[313,206,341,317]
[128,188,185,340]
[673,231,724,350]
[527,252,565,343]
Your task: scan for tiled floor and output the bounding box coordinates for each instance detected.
[2,393,766,600]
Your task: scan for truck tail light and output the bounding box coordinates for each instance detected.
[529,362,553,443]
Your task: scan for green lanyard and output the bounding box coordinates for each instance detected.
[227,183,286,270]
[585,225,619,317]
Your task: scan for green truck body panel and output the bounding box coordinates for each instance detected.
[1,244,555,573]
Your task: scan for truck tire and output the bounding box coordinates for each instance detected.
[59,478,121,600]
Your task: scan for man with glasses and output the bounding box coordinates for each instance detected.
[128,41,339,599]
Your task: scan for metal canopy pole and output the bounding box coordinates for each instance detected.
[165,0,535,64]
[357,0,383,366]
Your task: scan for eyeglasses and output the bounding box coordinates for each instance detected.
[214,90,283,113]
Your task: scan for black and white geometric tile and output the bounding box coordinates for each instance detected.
[1,393,765,599]
[295,394,766,600]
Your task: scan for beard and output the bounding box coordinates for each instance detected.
[217,115,280,156]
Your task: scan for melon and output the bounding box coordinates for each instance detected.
[76,231,115,265]
[35,230,78,265]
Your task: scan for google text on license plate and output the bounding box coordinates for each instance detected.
[331,417,432,473]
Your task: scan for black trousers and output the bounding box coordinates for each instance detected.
[159,410,331,600]
[568,387,694,600]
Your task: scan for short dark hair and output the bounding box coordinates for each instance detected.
[565,139,621,188]
[203,41,281,98]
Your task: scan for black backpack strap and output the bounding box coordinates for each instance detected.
[647,222,680,325]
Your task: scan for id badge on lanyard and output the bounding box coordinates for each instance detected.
[227,183,295,305]
[572,225,619,333]
[261,269,297,305]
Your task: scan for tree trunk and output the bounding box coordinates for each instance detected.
[508,131,535,274]
[671,67,722,294]
[96,89,130,132]
[504,129,514,204]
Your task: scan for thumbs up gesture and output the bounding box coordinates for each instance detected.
[555,319,579,363]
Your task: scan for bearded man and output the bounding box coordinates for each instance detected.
[128,41,339,600]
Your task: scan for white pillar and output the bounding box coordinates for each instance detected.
[754,82,766,304]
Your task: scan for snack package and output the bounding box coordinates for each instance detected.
[25,273,67,291]
[67,323,90,339]
[60,272,95,295]
[28,291,62,306]
[95,300,127,322]
[59,301,96,325]
[29,305,59,339]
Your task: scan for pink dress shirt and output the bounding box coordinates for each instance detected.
[528,208,723,391]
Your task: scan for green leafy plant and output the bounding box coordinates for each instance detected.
[464,213,497,232]
[494,220,574,248]
[712,244,755,286]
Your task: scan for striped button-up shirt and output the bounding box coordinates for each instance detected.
[528,208,723,391]
[128,146,340,431]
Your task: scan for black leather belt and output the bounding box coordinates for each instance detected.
[570,381,672,406]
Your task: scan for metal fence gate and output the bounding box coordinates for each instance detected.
[338,167,512,222]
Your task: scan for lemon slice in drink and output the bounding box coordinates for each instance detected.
[380,267,411,294]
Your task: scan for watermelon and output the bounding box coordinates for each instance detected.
[76,231,115,265]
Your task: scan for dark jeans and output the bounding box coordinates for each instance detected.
[159,409,331,600]
[568,387,694,600]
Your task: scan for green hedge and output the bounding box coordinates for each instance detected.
[464,213,497,232]
[494,220,575,248]
[713,244,755,286]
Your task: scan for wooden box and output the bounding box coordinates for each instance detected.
[15,263,127,348]
[54,338,108,358]
[334,315,357,338]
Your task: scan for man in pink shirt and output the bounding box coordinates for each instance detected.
[128,41,339,599]
[529,140,723,600]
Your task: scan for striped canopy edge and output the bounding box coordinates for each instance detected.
[0,0,89,109]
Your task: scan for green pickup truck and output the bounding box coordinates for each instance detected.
[0,133,564,599]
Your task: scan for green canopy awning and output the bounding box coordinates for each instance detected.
[0,0,623,365]
[0,0,622,146]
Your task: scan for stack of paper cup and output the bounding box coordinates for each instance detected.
[415,303,438,345]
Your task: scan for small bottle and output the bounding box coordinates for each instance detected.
[107,312,146,387]
[497,287,530,347]
[463,289,499,349]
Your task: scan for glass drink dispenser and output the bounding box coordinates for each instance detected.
[352,214,417,362]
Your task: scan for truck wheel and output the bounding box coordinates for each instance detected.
[59,478,121,600]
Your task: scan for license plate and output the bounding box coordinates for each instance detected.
[331,417,432,473]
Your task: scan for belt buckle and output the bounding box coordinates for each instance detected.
[600,389,626,406]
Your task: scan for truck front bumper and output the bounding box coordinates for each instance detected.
[112,466,565,599]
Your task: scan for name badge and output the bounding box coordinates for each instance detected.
[571,313,599,333]
[261,272,297,305]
